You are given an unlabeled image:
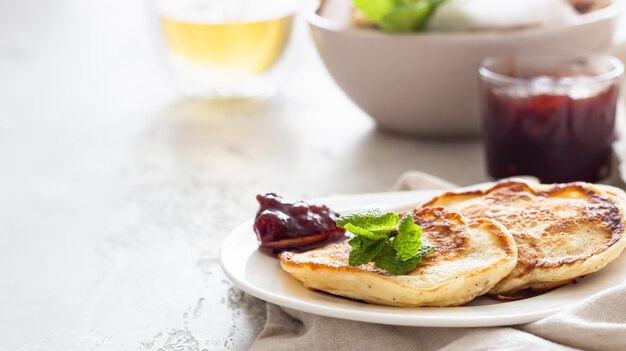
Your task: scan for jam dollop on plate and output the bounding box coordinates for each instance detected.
[253,193,346,256]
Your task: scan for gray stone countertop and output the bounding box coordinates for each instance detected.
[0,1,487,350]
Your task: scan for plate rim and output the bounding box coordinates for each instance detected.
[220,189,619,327]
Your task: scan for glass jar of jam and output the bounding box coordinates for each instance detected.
[478,53,623,183]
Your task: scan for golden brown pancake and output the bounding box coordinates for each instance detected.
[424,180,626,299]
[279,207,517,307]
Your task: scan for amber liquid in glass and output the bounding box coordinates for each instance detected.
[160,15,293,76]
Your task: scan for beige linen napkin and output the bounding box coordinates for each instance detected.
[250,171,626,351]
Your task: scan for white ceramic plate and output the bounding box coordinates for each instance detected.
[220,189,626,327]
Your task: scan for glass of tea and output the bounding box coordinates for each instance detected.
[479,53,623,183]
[150,0,297,100]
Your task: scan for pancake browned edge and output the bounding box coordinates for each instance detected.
[424,180,626,300]
[279,207,517,307]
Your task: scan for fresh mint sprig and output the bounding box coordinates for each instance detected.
[353,0,447,33]
[336,210,434,275]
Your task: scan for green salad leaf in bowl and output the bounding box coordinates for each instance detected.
[353,0,447,32]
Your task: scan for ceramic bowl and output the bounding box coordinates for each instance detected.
[306,0,623,136]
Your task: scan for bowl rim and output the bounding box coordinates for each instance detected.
[304,0,620,38]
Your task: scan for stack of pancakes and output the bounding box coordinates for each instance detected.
[279,180,626,307]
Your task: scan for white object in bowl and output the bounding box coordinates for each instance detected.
[306,0,623,136]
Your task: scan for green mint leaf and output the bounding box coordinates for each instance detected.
[415,245,435,260]
[342,223,385,240]
[336,210,399,240]
[379,1,430,32]
[348,236,386,266]
[353,0,396,22]
[355,0,448,33]
[425,0,448,22]
[374,243,434,275]
[373,242,418,275]
[427,0,448,8]
[339,209,433,275]
[393,213,423,261]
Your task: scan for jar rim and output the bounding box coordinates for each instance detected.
[479,51,624,86]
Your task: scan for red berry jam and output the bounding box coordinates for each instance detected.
[253,193,346,256]
[482,83,618,183]
[479,54,623,183]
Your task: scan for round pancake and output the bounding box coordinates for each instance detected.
[279,207,517,307]
[424,181,626,299]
